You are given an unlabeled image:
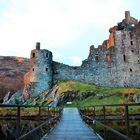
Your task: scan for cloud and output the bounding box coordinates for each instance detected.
[0,0,133,65]
[70,56,82,66]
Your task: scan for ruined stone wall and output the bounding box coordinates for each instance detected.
[23,11,140,99]
[53,21,140,87]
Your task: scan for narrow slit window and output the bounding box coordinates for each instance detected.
[130,41,133,45]
[46,68,48,72]
[46,53,49,58]
[32,68,34,71]
[95,55,98,62]
[32,53,35,58]
[130,68,132,72]
[123,55,126,62]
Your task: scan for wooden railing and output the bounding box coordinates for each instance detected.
[0,104,63,140]
[79,103,140,140]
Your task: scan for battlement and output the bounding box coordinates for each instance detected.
[36,42,40,50]
[30,43,52,60]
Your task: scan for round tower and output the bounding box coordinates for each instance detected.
[30,42,52,83]
[23,42,53,98]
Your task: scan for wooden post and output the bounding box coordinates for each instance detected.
[16,106,20,139]
[102,105,106,119]
[103,106,107,139]
[93,106,96,132]
[48,107,50,117]
[93,106,96,119]
[38,106,41,122]
[125,105,130,137]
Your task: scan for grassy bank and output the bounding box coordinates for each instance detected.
[57,81,140,107]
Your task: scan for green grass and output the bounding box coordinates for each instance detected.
[66,95,122,107]
[58,80,140,95]
[57,81,140,107]
[58,80,97,93]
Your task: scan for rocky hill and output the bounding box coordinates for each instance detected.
[0,56,29,102]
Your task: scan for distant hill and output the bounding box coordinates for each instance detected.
[0,56,29,102]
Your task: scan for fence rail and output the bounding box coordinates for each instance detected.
[79,103,140,140]
[0,104,63,140]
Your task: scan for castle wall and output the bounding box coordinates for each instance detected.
[53,23,140,87]
[23,11,140,99]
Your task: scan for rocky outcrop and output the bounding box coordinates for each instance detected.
[3,90,24,104]
[58,91,95,105]
[133,94,140,103]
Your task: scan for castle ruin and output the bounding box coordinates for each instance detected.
[23,11,140,98]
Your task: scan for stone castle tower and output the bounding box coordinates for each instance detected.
[23,42,53,98]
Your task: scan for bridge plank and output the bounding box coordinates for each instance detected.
[41,108,101,140]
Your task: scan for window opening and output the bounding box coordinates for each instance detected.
[123,55,126,62]
[32,53,35,58]
[95,56,98,62]
[46,53,49,58]
[130,68,132,72]
[130,41,133,45]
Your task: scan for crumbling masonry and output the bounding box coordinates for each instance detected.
[23,11,140,98]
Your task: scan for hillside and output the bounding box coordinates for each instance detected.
[0,56,29,101]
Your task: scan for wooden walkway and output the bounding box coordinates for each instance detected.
[41,108,102,140]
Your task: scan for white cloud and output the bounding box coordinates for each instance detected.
[0,0,132,64]
[70,56,82,66]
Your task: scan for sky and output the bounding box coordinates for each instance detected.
[0,0,139,66]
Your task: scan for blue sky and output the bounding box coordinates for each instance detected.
[0,0,139,66]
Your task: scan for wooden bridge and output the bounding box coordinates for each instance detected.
[41,108,102,140]
[0,103,140,140]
